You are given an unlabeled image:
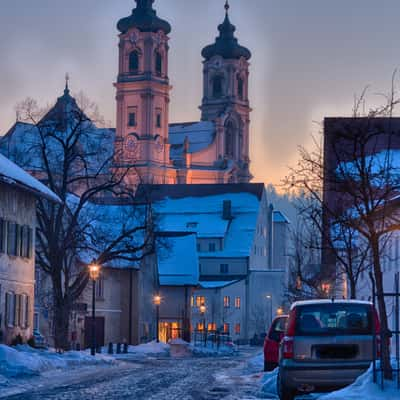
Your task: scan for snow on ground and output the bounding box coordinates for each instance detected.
[190,342,237,357]
[0,345,114,379]
[102,340,170,359]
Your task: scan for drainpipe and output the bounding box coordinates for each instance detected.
[128,268,133,344]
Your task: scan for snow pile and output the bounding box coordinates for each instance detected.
[261,368,279,396]
[117,341,170,357]
[319,363,399,400]
[0,345,114,379]
[190,342,237,357]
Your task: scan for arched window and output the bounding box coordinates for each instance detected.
[213,76,223,98]
[155,52,162,76]
[129,51,139,73]
[237,77,244,100]
[225,121,236,158]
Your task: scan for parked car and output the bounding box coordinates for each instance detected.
[264,315,288,371]
[278,299,381,400]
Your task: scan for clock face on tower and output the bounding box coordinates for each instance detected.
[125,135,139,159]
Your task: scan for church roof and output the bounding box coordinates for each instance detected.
[201,3,251,61]
[117,0,171,35]
[169,121,215,160]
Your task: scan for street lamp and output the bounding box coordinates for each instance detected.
[153,294,161,343]
[266,295,273,326]
[199,303,206,345]
[88,262,101,356]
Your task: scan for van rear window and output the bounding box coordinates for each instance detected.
[295,303,373,336]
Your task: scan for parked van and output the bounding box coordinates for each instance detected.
[278,299,381,400]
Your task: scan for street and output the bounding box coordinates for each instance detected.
[1,348,274,400]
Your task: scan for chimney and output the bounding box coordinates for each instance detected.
[222,200,232,220]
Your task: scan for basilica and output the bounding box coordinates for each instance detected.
[114,0,253,185]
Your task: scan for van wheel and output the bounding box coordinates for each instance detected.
[277,371,296,400]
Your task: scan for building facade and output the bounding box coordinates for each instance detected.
[0,154,58,345]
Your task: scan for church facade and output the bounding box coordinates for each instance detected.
[113,0,253,185]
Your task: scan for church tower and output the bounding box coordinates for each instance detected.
[114,0,173,185]
[200,1,252,183]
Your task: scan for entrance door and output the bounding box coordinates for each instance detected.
[158,321,181,343]
[84,316,105,349]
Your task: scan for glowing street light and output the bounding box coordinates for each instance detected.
[266,294,273,326]
[88,262,101,356]
[277,307,284,316]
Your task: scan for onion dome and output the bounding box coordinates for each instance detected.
[117,0,171,35]
[202,1,251,61]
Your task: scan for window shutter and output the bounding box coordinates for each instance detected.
[26,296,30,328]
[15,294,20,327]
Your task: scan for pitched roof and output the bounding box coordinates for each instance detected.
[0,152,60,202]
[157,234,199,286]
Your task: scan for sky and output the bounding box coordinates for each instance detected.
[1,0,400,186]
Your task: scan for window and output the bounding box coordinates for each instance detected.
[96,277,104,299]
[235,297,241,309]
[191,296,194,307]
[7,222,18,256]
[237,77,244,100]
[196,296,205,308]
[128,112,136,127]
[223,296,230,308]
[197,243,201,252]
[20,226,32,258]
[0,218,5,253]
[220,264,228,274]
[155,52,162,76]
[235,323,241,334]
[208,322,217,332]
[209,243,216,252]
[225,121,235,158]
[223,323,230,334]
[197,322,205,331]
[156,113,162,128]
[5,292,15,327]
[212,76,223,98]
[129,51,139,73]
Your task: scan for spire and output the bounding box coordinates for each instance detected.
[64,73,70,96]
[117,0,171,34]
[201,1,251,61]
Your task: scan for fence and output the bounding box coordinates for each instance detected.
[191,329,232,348]
[370,271,400,390]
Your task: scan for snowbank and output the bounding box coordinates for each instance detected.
[319,364,399,400]
[0,345,114,379]
[248,352,264,371]
[106,341,170,358]
[261,368,278,396]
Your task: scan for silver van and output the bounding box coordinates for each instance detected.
[278,299,381,400]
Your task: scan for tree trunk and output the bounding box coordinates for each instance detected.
[53,290,71,351]
[349,279,357,299]
[371,237,392,380]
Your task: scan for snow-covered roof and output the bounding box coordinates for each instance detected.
[168,121,215,160]
[157,234,199,286]
[0,152,60,203]
[199,280,240,289]
[155,191,261,257]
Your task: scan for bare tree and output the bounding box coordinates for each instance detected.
[286,80,400,378]
[12,92,155,350]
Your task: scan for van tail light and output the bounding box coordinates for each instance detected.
[282,336,294,359]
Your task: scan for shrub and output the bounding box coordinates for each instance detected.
[11,334,24,346]
[27,336,36,348]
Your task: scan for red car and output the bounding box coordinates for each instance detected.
[264,315,288,371]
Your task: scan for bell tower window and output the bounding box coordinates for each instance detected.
[128,113,136,127]
[155,52,162,76]
[225,121,236,158]
[156,113,162,128]
[129,51,139,73]
[238,77,244,100]
[213,76,223,98]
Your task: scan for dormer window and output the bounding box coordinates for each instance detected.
[129,51,139,73]
[155,52,162,76]
[212,76,223,98]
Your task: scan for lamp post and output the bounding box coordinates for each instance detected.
[153,294,161,343]
[89,262,101,356]
[199,303,206,345]
[266,295,273,326]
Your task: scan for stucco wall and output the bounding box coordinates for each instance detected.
[0,182,36,344]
